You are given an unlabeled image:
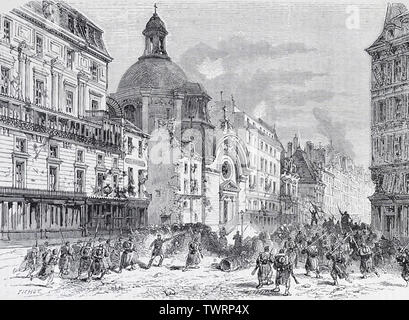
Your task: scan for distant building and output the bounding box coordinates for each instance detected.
[288,136,374,224]
[366,3,409,239]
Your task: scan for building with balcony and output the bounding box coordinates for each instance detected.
[366,3,409,239]
[0,1,149,239]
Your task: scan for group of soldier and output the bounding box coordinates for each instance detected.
[14,232,204,287]
[251,208,409,295]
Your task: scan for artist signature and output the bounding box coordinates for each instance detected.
[17,289,42,295]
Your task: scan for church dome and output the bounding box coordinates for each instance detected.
[117,57,188,91]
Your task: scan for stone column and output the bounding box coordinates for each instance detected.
[18,54,25,101]
[24,58,30,102]
[51,70,58,110]
[140,89,151,133]
[58,73,63,112]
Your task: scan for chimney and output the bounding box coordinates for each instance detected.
[293,134,299,150]
[287,142,293,157]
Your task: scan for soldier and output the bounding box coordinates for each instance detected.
[309,207,319,226]
[147,234,172,268]
[31,248,59,286]
[253,246,274,289]
[16,244,39,277]
[301,241,321,278]
[119,237,138,272]
[233,231,242,251]
[373,242,384,268]
[284,237,298,269]
[89,244,108,280]
[396,249,409,286]
[109,237,123,271]
[77,242,93,281]
[273,248,293,296]
[38,241,50,267]
[183,237,203,271]
[358,242,379,279]
[326,246,351,286]
[59,241,73,276]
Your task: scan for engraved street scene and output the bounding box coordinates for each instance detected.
[0,0,408,300]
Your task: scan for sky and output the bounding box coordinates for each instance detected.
[1,0,395,166]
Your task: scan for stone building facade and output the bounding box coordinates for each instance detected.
[367,3,409,239]
[0,1,149,239]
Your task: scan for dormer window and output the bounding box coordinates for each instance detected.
[3,19,10,42]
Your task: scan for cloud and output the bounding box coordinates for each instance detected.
[312,107,356,159]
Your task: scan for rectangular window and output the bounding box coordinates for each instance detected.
[97,154,104,166]
[90,62,98,81]
[15,138,26,153]
[113,174,118,188]
[273,181,276,193]
[127,137,133,155]
[128,167,134,186]
[66,90,73,113]
[91,99,99,110]
[15,161,24,188]
[97,172,104,191]
[75,170,84,192]
[34,79,44,105]
[112,157,118,169]
[76,150,84,163]
[49,166,58,191]
[1,66,10,95]
[138,140,143,157]
[35,34,43,55]
[67,49,74,69]
[184,163,188,174]
[49,145,58,158]
[3,19,10,42]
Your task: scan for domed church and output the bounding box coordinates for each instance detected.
[112,7,217,226]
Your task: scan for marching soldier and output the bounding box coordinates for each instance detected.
[119,237,138,272]
[253,246,274,289]
[396,249,409,286]
[59,241,73,276]
[358,242,379,279]
[273,249,293,296]
[78,242,93,281]
[183,237,203,271]
[326,246,351,286]
[284,237,298,269]
[147,234,172,268]
[89,244,108,280]
[15,244,39,277]
[301,240,321,278]
[31,248,59,286]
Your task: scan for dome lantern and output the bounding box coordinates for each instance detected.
[141,4,169,59]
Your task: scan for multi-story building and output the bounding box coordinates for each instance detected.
[0,1,149,239]
[206,97,283,233]
[366,3,409,239]
[280,143,301,222]
[293,138,374,224]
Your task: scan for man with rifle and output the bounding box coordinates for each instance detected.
[147,234,173,268]
[273,248,297,296]
[301,239,322,278]
[326,237,352,286]
[253,246,274,289]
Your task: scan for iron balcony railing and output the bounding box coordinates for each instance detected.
[0,187,87,199]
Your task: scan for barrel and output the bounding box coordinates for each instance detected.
[219,256,242,272]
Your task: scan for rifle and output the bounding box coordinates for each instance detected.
[251,265,258,276]
[92,222,100,247]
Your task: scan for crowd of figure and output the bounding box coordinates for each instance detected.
[247,208,409,295]
[14,231,204,287]
[13,209,409,295]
